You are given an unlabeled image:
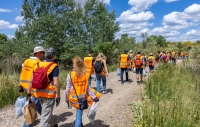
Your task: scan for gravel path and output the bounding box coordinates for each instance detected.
[0,69,147,127]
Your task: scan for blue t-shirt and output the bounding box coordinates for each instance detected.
[45,59,59,81]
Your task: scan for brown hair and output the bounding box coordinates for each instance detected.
[72,56,86,77]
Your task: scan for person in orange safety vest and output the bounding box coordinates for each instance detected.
[66,56,100,127]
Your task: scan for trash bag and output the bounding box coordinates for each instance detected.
[91,74,96,81]
[116,69,120,76]
[23,100,37,125]
[87,102,98,122]
[15,96,26,119]
[143,69,146,76]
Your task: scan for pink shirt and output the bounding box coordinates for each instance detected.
[65,74,96,99]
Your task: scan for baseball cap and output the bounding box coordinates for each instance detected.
[130,50,133,53]
[137,50,141,54]
[45,47,56,59]
[34,46,45,53]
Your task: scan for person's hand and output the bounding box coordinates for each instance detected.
[106,72,108,77]
[94,98,99,102]
[56,97,61,106]
[18,86,24,93]
[26,93,31,100]
[65,95,69,103]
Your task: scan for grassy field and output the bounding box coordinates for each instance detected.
[132,62,200,127]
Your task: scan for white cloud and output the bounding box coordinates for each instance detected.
[117,11,154,23]
[164,0,179,3]
[0,20,18,29]
[0,8,11,12]
[102,0,110,5]
[184,4,200,14]
[7,35,15,39]
[128,0,158,12]
[15,16,24,22]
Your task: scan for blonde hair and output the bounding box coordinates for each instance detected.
[72,56,86,77]
[96,53,106,62]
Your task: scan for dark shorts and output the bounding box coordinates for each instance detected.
[149,65,154,71]
[136,68,143,74]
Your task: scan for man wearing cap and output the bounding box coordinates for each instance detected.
[148,53,155,72]
[133,50,145,84]
[27,47,60,127]
[84,50,95,86]
[119,50,131,84]
[19,46,45,127]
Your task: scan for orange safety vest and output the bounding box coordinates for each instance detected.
[120,54,129,68]
[31,62,58,98]
[69,71,101,109]
[84,57,94,75]
[148,56,155,65]
[184,52,189,56]
[19,58,41,90]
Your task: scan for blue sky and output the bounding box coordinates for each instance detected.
[0,0,200,42]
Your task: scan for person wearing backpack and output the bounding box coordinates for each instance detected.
[19,46,44,127]
[27,47,60,127]
[84,50,95,86]
[161,51,168,63]
[148,53,155,72]
[94,53,108,94]
[65,56,99,127]
[171,51,176,64]
[133,50,145,84]
[119,50,130,85]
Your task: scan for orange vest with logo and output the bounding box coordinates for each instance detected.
[120,54,129,68]
[84,57,94,75]
[31,62,58,98]
[69,71,101,109]
[19,58,41,89]
[148,56,155,65]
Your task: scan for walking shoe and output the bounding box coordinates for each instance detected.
[52,124,58,127]
[121,82,124,85]
[102,90,107,94]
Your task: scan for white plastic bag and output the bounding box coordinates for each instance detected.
[116,69,120,76]
[87,102,98,122]
[91,74,96,81]
[143,69,146,76]
[22,100,29,114]
[15,96,26,119]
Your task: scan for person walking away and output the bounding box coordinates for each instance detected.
[19,46,44,127]
[27,47,60,127]
[129,50,133,70]
[119,50,130,84]
[161,51,168,63]
[171,51,176,64]
[94,53,108,94]
[155,51,161,64]
[184,51,189,59]
[133,50,145,85]
[84,50,95,86]
[66,56,99,127]
[148,53,155,72]
[141,52,147,68]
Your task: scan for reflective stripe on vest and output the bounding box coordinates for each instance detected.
[71,94,86,99]
[32,89,55,94]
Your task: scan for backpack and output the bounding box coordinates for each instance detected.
[135,55,143,67]
[32,62,55,89]
[94,61,103,73]
[162,54,167,60]
[155,54,159,61]
[148,57,153,63]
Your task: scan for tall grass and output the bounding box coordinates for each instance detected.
[0,74,19,109]
[132,63,200,127]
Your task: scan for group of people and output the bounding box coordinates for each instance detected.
[19,46,103,127]
[118,49,189,85]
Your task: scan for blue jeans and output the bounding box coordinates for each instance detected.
[23,97,42,127]
[120,68,128,83]
[75,109,83,127]
[96,73,106,92]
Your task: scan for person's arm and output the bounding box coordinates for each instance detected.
[87,85,96,100]
[52,66,60,98]
[103,60,108,76]
[118,56,121,67]
[66,74,72,102]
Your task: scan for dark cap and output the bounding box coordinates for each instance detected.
[89,50,93,54]
[124,50,128,53]
[137,50,141,54]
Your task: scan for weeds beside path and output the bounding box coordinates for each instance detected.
[0,69,145,127]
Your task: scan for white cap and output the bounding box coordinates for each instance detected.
[130,50,133,53]
[34,46,45,53]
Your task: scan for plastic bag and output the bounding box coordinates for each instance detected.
[91,74,96,81]
[143,69,146,76]
[116,69,120,76]
[15,96,26,119]
[87,102,98,122]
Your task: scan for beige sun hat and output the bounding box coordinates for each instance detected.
[149,53,153,56]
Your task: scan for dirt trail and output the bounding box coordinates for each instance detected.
[0,69,147,127]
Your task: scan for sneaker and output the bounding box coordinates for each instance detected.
[121,82,124,85]
[52,124,58,127]
[102,90,107,94]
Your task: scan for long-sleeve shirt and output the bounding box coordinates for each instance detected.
[65,74,96,99]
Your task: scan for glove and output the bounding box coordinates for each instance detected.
[26,93,31,100]
[94,98,99,102]
[18,86,24,93]
[56,97,61,106]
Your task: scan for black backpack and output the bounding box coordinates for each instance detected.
[94,61,103,73]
